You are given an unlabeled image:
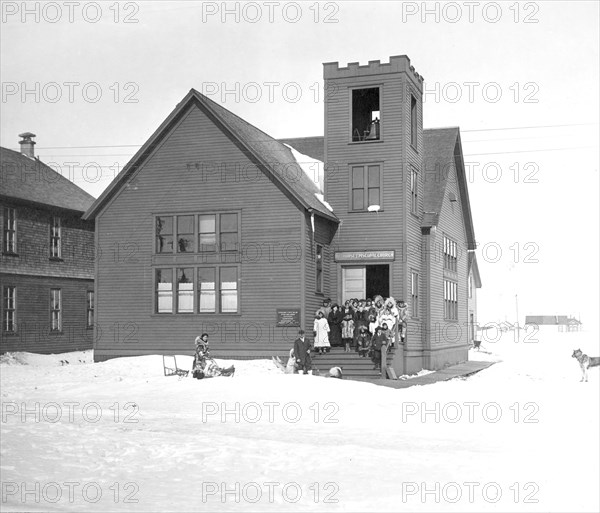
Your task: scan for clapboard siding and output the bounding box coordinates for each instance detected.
[325,71,411,304]
[0,201,94,279]
[0,273,93,353]
[426,155,470,365]
[94,105,306,358]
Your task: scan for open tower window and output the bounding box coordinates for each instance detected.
[352,87,380,142]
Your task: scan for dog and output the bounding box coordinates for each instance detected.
[572,349,600,382]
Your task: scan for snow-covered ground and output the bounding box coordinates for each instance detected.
[1,329,599,512]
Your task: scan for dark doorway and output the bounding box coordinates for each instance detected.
[366,265,389,298]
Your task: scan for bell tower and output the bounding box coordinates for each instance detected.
[322,56,424,367]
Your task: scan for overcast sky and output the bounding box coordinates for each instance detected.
[2,0,599,328]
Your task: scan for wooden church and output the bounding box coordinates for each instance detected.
[83,55,480,375]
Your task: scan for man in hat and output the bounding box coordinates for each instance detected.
[293,329,312,375]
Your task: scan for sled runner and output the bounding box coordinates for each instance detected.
[162,355,190,378]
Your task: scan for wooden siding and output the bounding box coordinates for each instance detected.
[324,71,416,305]
[94,105,307,359]
[0,201,94,280]
[0,273,93,353]
[425,153,470,365]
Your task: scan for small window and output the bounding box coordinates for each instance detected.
[444,279,458,320]
[410,95,418,149]
[316,245,323,293]
[86,291,94,328]
[443,236,458,272]
[468,274,473,299]
[50,216,61,258]
[352,87,380,142]
[411,271,419,318]
[350,164,382,211]
[50,289,62,331]
[156,269,173,313]
[3,207,16,253]
[3,286,16,333]
[156,216,174,253]
[177,216,194,253]
[410,167,418,215]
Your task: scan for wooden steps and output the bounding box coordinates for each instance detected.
[311,346,396,380]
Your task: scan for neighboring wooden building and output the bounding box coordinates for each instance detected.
[84,56,480,374]
[1,133,96,354]
[525,315,583,332]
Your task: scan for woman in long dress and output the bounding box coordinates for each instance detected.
[313,310,330,354]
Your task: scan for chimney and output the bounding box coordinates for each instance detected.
[19,132,36,158]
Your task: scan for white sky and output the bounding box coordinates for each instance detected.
[1,0,598,327]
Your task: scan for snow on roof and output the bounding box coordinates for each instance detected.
[315,192,334,213]
[283,143,324,193]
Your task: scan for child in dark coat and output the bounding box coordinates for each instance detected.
[356,325,371,357]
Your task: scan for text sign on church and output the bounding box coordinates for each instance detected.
[276,309,301,327]
[334,250,395,262]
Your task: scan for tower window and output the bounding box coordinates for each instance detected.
[352,87,380,142]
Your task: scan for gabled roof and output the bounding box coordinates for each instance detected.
[422,127,477,250]
[278,137,325,162]
[1,147,95,213]
[84,90,338,222]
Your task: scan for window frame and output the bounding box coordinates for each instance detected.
[154,212,240,255]
[316,244,323,293]
[86,290,94,328]
[410,94,418,150]
[3,207,17,254]
[443,279,458,321]
[348,163,383,212]
[443,235,458,273]
[3,285,17,333]
[50,288,62,332]
[349,85,382,143]
[410,166,418,215]
[411,270,419,318]
[155,265,240,315]
[50,216,62,259]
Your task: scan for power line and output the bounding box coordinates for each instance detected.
[15,122,598,151]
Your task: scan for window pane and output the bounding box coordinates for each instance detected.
[220,213,237,232]
[157,269,173,313]
[156,216,173,253]
[177,268,194,313]
[220,267,238,313]
[220,233,238,252]
[198,268,216,313]
[352,167,364,188]
[199,215,216,252]
[352,189,364,210]
[368,188,380,207]
[368,166,380,187]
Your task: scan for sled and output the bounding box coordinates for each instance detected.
[385,365,398,380]
[163,355,189,377]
